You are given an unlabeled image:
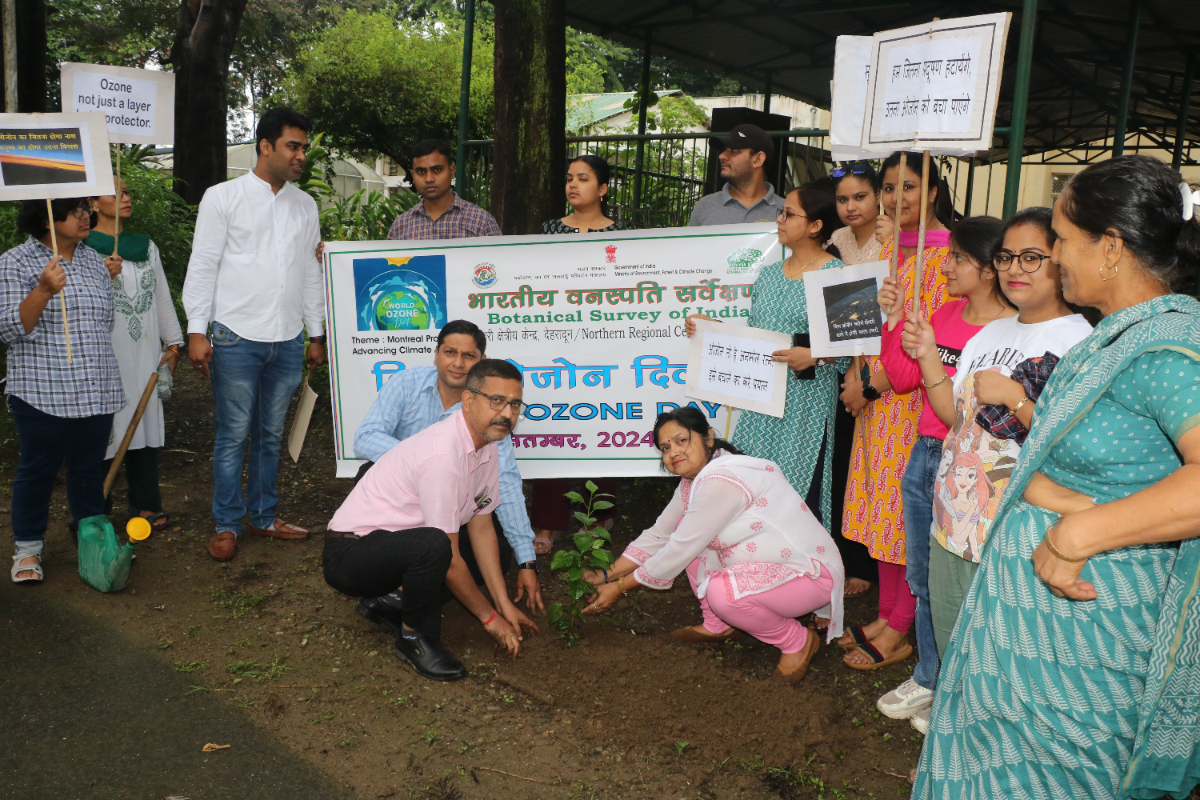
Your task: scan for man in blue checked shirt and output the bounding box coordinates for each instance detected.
[353,319,544,621]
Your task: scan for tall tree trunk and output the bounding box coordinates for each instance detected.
[492,0,565,235]
[168,0,247,205]
[1,0,46,112]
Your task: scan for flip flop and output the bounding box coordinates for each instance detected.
[837,624,870,650]
[533,535,553,555]
[844,642,914,671]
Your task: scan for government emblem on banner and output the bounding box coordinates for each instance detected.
[605,245,617,263]
[472,262,497,289]
[726,248,763,274]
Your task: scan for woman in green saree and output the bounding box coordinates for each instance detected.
[914,155,1200,799]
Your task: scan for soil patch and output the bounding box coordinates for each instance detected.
[0,365,923,799]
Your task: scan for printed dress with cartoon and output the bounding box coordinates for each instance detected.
[933,313,1093,562]
[621,450,846,642]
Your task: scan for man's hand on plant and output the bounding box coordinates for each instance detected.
[514,570,545,614]
[484,612,523,656]
[582,581,623,615]
[502,601,539,637]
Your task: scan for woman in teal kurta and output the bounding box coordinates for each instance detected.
[914,156,1200,799]
[689,185,847,528]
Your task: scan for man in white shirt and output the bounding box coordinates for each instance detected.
[182,107,326,562]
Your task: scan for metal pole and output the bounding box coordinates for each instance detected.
[964,157,976,216]
[632,29,652,208]
[3,0,16,112]
[1003,0,1038,218]
[454,0,477,200]
[1113,0,1141,158]
[762,72,772,115]
[1173,51,1197,169]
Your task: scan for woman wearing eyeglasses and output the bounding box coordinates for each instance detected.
[88,176,185,533]
[1,198,125,583]
[903,206,1090,666]
[685,185,847,538]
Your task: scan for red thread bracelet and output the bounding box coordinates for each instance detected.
[483,610,497,626]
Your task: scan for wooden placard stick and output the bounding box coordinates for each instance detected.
[891,150,907,282]
[103,371,159,497]
[113,145,121,256]
[45,198,73,364]
[914,149,931,318]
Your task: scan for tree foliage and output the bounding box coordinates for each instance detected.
[285,11,494,163]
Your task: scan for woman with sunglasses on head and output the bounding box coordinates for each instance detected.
[88,176,185,533]
[1,198,125,583]
[913,158,1200,800]
[829,162,886,266]
[837,152,954,671]
[684,185,848,537]
[870,216,1013,732]
[581,406,845,684]
[530,155,626,555]
[826,162,886,599]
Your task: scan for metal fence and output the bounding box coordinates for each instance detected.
[460,129,833,229]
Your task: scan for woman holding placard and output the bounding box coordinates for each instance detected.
[88,176,185,531]
[0,198,125,583]
[871,215,1013,730]
[913,156,1200,800]
[837,151,951,670]
[685,185,847,530]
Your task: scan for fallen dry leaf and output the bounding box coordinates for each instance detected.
[201,743,231,752]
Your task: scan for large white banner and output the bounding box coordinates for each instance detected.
[324,225,783,478]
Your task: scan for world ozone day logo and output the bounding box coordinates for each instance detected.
[353,256,448,331]
[472,262,498,288]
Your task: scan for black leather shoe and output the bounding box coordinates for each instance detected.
[356,592,404,634]
[393,632,467,682]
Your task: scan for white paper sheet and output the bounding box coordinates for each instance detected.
[803,260,891,357]
[685,319,790,418]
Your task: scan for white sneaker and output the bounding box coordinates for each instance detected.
[876,677,933,719]
[910,705,931,734]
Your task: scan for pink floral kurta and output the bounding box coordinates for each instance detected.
[623,451,846,641]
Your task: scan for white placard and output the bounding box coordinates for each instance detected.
[862,13,1010,154]
[829,36,876,161]
[59,63,175,145]
[0,112,113,201]
[685,319,789,418]
[324,225,780,478]
[803,260,891,357]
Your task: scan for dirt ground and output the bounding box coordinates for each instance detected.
[4,364,926,800]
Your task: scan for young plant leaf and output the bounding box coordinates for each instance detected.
[550,550,575,571]
[563,491,585,504]
[590,549,615,566]
[573,532,594,553]
[584,479,599,494]
[591,500,615,510]
[569,578,594,599]
[547,603,564,624]
[574,511,596,526]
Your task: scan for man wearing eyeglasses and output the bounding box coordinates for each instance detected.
[183,107,326,562]
[325,359,538,681]
[688,124,786,227]
[386,139,501,240]
[352,319,544,625]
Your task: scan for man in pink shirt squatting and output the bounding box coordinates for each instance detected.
[324,359,538,681]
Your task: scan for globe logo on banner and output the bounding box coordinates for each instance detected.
[472,262,498,288]
[352,255,448,331]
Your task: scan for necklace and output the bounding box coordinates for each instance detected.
[783,251,825,279]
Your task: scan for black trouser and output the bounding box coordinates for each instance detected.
[103,447,162,517]
[830,380,879,584]
[323,522,514,639]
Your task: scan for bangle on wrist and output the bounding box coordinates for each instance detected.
[482,610,498,626]
[1043,523,1087,563]
[618,576,628,596]
[601,568,609,584]
[921,372,948,390]
[1012,395,1030,415]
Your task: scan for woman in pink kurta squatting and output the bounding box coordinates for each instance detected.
[583,407,845,684]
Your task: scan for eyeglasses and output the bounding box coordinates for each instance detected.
[993,250,1052,273]
[66,207,90,220]
[831,163,870,178]
[776,208,808,222]
[469,389,524,414]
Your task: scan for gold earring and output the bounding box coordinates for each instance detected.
[1099,261,1119,281]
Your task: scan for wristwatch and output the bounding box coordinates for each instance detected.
[308,335,327,345]
[518,561,539,574]
[860,363,881,402]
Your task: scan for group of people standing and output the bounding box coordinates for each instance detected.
[5,105,1200,799]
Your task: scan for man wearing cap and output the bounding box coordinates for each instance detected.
[688,124,786,226]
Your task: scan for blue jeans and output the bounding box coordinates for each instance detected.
[8,395,112,554]
[901,436,942,691]
[209,321,304,534]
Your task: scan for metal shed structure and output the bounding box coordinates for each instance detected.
[561,0,1200,215]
